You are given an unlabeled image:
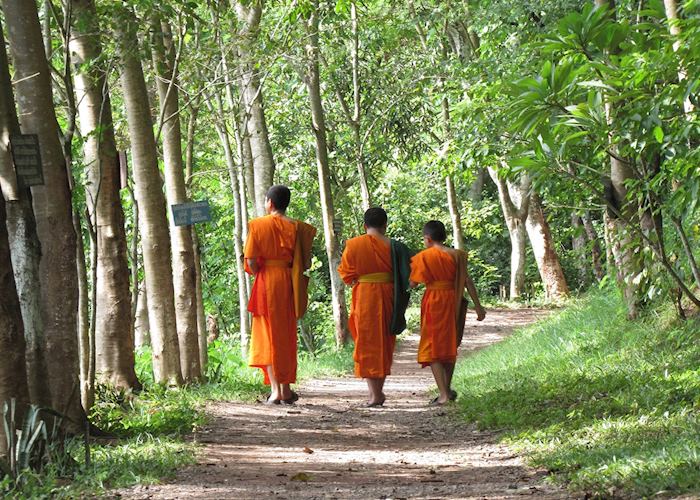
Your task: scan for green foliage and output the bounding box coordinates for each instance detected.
[453,289,700,497]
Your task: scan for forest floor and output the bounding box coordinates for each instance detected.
[115,309,568,499]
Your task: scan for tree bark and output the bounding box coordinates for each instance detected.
[467,168,487,202]
[445,175,464,251]
[116,7,182,386]
[70,0,137,391]
[351,2,371,211]
[212,93,251,356]
[3,0,85,425]
[304,0,350,346]
[571,213,588,284]
[582,212,605,281]
[488,167,530,299]
[151,18,201,382]
[0,194,30,458]
[525,193,569,299]
[0,19,49,409]
[233,0,275,216]
[134,284,150,348]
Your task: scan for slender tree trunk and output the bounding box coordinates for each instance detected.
[233,0,275,216]
[116,7,182,386]
[0,194,30,457]
[134,285,150,348]
[304,0,350,346]
[152,18,201,382]
[525,193,569,299]
[351,2,371,211]
[571,213,588,284]
[0,20,49,409]
[71,0,137,391]
[582,212,605,281]
[3,0,85,425]
[467,168,487,202]
[488,167,530,299]
[212,94,251,356]
[445,175,464,251]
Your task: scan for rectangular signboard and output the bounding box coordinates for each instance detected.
[171,200,211,226]
[10,134,44,186]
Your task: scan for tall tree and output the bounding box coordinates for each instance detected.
[151,17,201,382]
[233,0,276,216]
[304,0,350,346]
[70,0,138,391]
[525,194,569,299]
[116,6,182,386]
[0,17,49,408]
[3,0,85,425]
[488,167,530,299]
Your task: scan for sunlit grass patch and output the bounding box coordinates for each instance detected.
[453,289,700,497]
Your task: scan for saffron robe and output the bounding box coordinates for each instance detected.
[338,234,395,378]
[410,247,458,367]
[244,214,298,385]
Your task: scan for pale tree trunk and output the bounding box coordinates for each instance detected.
[350,2,371,210]
[0,21,49,409]
[304,0,350,346]
[183,106,208,374]
[3,0,85,425]
[525,193,569,299]
[488,167,530,299]
[71,0,137,391]
[467,168,487,202]
[571,213,589,284]
[445,175,464,251]
[233,0,275,216]
[211,93,250,356]
[134,285,150,348]
[0,194,30,457]
[663,0,693,113]
[595,0,642,318]
[152,18,201,382]
[116,7,182,386]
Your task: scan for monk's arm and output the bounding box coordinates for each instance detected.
[465,272,486,321]
[246,258,259,275]
[409,280,420,289]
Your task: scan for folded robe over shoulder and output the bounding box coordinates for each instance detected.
[389,239,412,335]
[292,220,317,319]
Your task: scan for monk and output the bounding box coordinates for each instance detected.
[244,185,316,405]
[410,220,486,405]
[338,207,397,407]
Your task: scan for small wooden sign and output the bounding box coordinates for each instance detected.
[10,134,44,186]
[171,200,212,226]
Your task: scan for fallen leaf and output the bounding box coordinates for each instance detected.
[290,472,311,482]
[303,446,314,454]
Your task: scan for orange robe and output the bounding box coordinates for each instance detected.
[244,214,297,385]
[338,234,395,378]
[410,247,458,367]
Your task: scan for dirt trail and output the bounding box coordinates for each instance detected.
[118,309,565,499]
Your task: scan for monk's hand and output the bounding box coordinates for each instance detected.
[476,306,486,321]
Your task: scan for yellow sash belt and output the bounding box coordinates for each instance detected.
[426,280,452,290]
[358,272,392,283]
[265,259,292,268]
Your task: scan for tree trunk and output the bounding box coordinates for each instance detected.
[233,0,275,216]
[212,94,251,356]
[116,7,182,386]
[151,18,201,382]
[663,0,693,113]
[488,167,530,299]
[445,175,464,251]
[467,168,487,202]
[304,0,350,346]
[70,0,137,391]
[0,194,30,458]
[571,213,588,284]
[134,284,150,348]
[3,0,85,425]
[351,2,371,211]
[582,212,605,281]
[525,193,569,299]
[0,19,49,409]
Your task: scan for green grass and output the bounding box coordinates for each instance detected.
[453,288,700,498]
[2,337,354,498]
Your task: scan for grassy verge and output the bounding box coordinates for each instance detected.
[453,288,700,498]
[2,339,353,498]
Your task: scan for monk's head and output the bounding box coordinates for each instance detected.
[363,207,388,234]
[265,185,291,214]
[422,220,446,248]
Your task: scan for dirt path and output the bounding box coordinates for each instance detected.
[118,309,565,499]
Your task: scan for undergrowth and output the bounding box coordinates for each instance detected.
[2,338,353,498]
[453,287,700,498]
